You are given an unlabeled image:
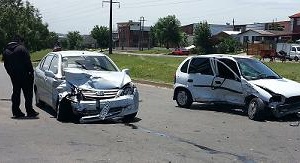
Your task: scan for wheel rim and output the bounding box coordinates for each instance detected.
[177,90,188,106]
[248,100,257,117]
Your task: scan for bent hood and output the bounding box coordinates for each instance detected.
[64,68,131,90]
[249,78,300,98]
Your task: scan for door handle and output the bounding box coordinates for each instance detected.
[215,81,221,84]
[187,79,193,82]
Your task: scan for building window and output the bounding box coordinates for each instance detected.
[297,18,300,26]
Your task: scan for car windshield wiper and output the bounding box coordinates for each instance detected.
[75,61,87,70]
[92,64,109,71]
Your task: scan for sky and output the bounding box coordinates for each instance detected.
[26,0,300,35]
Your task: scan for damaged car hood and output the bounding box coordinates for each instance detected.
[249,78,300,98]
[64,68,131,89]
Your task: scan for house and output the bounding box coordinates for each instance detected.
[181,23,234,45]
[289,12,300,40]
[117,20,150,49]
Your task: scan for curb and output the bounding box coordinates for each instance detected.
[133,79,173,89]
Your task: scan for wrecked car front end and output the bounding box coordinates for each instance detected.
[57,69,139,123]
[248,79,300,118]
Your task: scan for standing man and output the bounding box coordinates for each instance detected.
[2,35,39,118]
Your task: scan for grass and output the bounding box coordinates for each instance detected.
[3,49,300,84]
[109,54,185,84]
[265,62,300,82]
[127,48,172,55]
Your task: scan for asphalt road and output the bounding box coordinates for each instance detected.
[0,63,300,163]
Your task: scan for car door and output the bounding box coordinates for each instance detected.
[212,58,245,105]
[187,57,217,102]
[35,54,54,104]
[44,55,60,108]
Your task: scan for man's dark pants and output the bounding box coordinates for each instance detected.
[10,74,35,115]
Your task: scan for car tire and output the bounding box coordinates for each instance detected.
[175,89,193,108]
[57,99,74,122]
[294,57,299,62]
[122,112,137,123]
[248,97,265,121]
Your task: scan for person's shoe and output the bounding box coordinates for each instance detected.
[27,111,39,117]
[13,112,25,119]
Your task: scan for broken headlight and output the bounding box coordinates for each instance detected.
[119,83,135,96]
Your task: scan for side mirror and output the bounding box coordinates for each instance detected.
[44,70,55,78]
[122,69,130,76]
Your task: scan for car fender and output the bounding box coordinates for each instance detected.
[243,81,272,103]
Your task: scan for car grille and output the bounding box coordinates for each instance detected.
[285,96,300,105]
[81,89,119,100]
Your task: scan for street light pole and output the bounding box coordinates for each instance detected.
[102,0,120,54]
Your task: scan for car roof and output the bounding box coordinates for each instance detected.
[188,54,253,60]
[50,50,107,57]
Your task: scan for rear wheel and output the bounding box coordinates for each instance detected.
[294,57,299,62]
[175,89,193,108]
[248,97,265,120]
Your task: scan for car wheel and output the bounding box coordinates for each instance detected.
[122,112,137,123]
[175,89,192,108]
[248,97,265,120]
[294,57,299,62]
[57,99,74,122]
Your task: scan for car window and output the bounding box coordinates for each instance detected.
[49,55,58,74]
[180,59,189,73]
[218,58,240,77]
[41,55,54,71]
[188,58,213,75]
[217,59,236,80]
[292,47,296,52]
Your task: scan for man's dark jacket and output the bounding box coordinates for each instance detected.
[2,42,34,78]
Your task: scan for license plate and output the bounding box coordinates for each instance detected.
[99,102,110,120]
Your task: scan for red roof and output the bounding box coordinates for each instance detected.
[289,12,300,18]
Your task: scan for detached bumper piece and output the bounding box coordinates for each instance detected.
[270,101,300,118]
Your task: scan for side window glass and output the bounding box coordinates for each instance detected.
[292,47,296,52]
[49,56,58,74]
[41,55,53,71]
[180,60,189,73]
[217,59,239,80]
[188,58,213,75]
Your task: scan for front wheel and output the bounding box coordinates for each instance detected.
[294,57,299,62]
[175,89,193,108]
[248,97,265,120]
[122,112,137,123]
[57,99,74,122]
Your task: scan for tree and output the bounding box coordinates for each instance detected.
[153,15,182,49]
[0,0,54,52]
[67,31,83,50]
[217,37,241,54]
[91,25,109,51]
[193,21,214,54]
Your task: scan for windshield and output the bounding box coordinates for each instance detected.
[62,55,118,72]
[235,58,281,80]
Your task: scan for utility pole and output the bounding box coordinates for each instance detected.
[102,0,120,54]
[139,16,146,51]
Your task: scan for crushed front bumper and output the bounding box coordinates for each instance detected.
[70,93,139,123]
[269,102,300,118]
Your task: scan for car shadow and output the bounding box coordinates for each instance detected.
[183,103,300,122]
[36,104,56,118]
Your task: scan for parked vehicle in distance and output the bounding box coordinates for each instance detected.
[173,54,300,120]
[276,43,300,61]
[34,51,139,123]
[171,48,190,55]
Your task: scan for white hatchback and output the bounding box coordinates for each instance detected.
[173,54,300,120]
[34,51,139,123]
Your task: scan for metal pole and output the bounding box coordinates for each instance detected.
[109,0,113,54]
